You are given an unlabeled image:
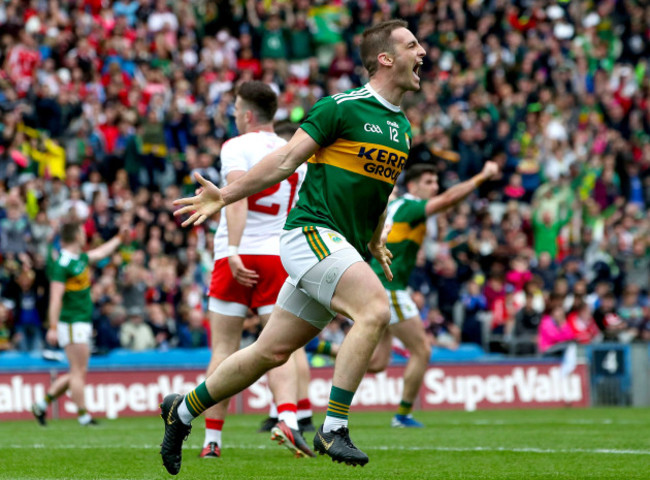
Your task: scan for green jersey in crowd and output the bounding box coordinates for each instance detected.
[370,194,427,290]
[286,84,412,256]
[48,249,93,323]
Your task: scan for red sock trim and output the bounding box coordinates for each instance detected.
[297,398,311,410]
[276,403,297,414]
[205,418,224,431]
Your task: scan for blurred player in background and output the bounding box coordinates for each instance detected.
[199,81,311,459]
[31,221,127,426]
[368,161,499,427]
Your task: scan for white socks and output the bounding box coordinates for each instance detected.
[278,410,299,430]
[78,413,93,425]
[204,428,222,448]
[322,416,347,433]
[177,398,194,425]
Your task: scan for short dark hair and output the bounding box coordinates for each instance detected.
[274,121,299,140]
[237,81,278,124]
[360,19,409,77]
[404,164,436,185]
[60,222,80,244]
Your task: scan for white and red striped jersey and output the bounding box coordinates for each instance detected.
[213,131,306,260]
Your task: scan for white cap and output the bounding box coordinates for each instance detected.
[547,5,564,20]
[554,23,574,40]
[25,16,41,34]
[583,12,600,28]
[57,68,71,84]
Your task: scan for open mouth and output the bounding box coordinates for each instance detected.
[413,62,422,80]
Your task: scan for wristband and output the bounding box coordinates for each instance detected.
[227,245,239,257]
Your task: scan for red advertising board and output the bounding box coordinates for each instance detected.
[0,363,589,420]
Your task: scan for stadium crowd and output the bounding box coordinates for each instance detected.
[1,0,650,357]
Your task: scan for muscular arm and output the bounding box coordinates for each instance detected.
[87,234,121,263]
[425,169,491,217]
[221,129,319,206]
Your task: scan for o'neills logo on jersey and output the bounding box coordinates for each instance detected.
[357,146,407,182]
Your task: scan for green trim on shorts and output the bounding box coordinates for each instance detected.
[302,226,330,260]
[390,290,405,322]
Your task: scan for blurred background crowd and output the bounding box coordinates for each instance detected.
[1,0,650,357]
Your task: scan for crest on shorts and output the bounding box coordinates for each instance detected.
[328,233,343,243]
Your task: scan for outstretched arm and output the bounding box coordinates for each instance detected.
[425,161,499,216]
[174,128,319,226]
[86,225,128,263]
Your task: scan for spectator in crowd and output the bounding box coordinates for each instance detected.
[512,290,542,355]
[460,277,487,347]
[147,303,176,350]
[5,268,43,352]
[119,307,156,351]
[178,308,208,349]
[95,301,124,353]
[538,304,576,357]
[0,303,14,351]
[566,302,601,346]
[593,292,632,343]
[0,0,650,358]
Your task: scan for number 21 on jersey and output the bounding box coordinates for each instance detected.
[247,173,300,215]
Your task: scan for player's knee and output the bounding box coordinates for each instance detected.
[417,341,432,362]
[369,304,391,330]
[367,353,389,373]
[257,345,293,368]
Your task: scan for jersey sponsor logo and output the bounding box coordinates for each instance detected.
[308,139,407,185]
[357,146,407,182]
[386,120,399,128]
[364,123,383,134]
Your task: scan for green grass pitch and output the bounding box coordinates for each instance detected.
[3,408,650,479]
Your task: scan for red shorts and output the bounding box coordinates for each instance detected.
[208,255,287,309]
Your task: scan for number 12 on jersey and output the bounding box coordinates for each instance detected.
[389,127,399,143]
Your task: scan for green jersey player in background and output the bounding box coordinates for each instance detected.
[162,19,425,473]
[31,221,127,426]
[368,161,498,428]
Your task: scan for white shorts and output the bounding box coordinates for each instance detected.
[57,322,92,347]
[279,226,358,284]
[386,289,419,325]
[276,227,364,329]
[207,297,275,317]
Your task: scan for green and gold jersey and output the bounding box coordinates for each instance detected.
[49,250,93,323]
[285,84,412,255]
[370,194,427,290]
